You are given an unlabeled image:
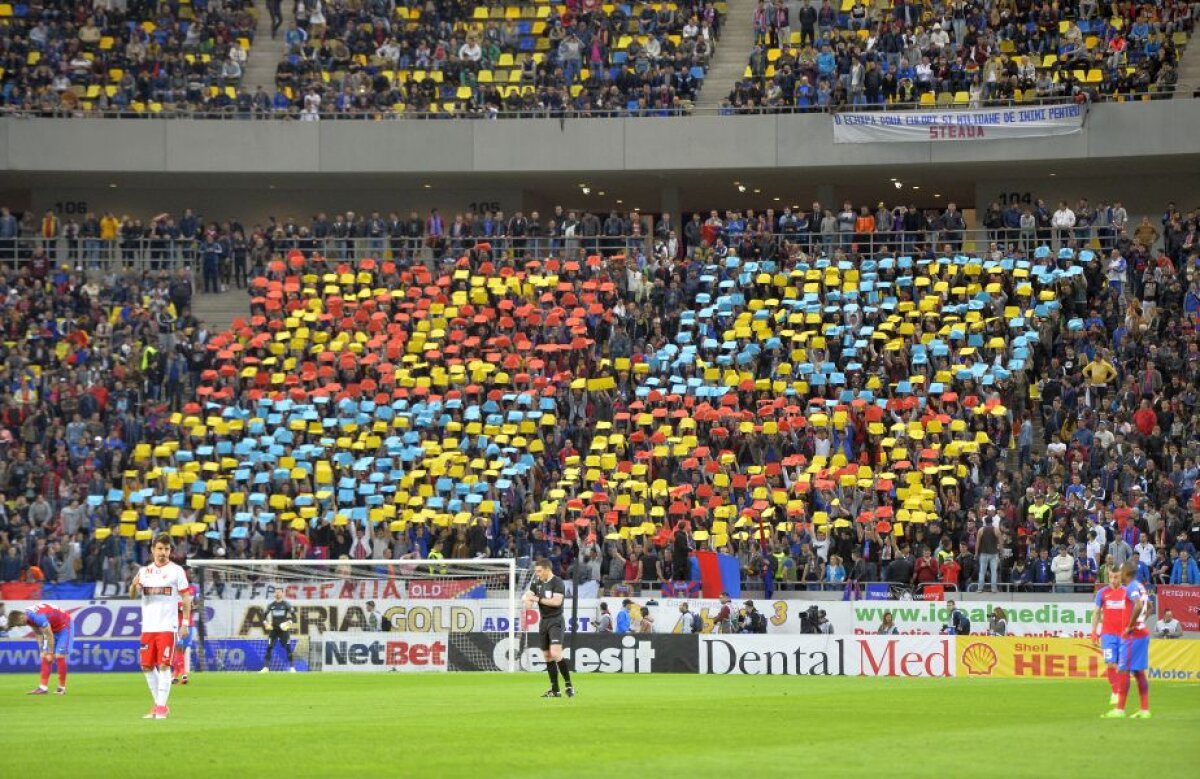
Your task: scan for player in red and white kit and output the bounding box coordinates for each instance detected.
[129,534,191,720]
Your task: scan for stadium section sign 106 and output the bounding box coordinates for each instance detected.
[831,104,1086,143]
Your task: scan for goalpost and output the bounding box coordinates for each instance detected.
[188,559,521,673]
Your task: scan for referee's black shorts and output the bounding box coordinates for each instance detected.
[539,617,564,652]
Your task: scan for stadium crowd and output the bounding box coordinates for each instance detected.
[0,0,257,114]
[726,0,1196,112]
[273,0,725,117]
[1,196,1199,601]
[0,0,727,117]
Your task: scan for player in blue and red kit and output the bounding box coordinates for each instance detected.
[1102,561,1152,719]
[172,583,198,684]
[6,603,73,695]
[1090,566,1128,706]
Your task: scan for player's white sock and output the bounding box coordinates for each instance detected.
[145,670,160,703]
[157,667,174,707]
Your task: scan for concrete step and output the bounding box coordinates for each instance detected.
[191,288,252,331]
[241,0,287,93]
[695,0,754,107]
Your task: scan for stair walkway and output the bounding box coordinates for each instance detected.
[696,0,756,109]
[240,1,287,95]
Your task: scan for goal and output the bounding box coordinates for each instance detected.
[188,559,522,673]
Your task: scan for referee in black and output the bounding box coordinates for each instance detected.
[262,589,296,673]
[524,558,573,698]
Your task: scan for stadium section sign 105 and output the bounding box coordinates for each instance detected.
[831,104,1086,143]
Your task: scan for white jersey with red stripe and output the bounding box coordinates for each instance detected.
[139,561,189,633]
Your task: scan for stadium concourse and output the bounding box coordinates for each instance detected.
[1,197,1199,601]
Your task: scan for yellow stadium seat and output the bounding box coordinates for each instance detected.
[1084,35,1098,49]
[536,6,550,18]
[617,35,632,49]
[505,6,520,19]
[1085,68,1102,83]
[99,36,115,50]
[1058,20,1070,34]
[919,92,935,106]
[531,21,546,35]
[131,101,146,112]
[508,69,522,83]
[498,52,514,67]
[1172,31,1187,46]
[0,4,12,16]
[27,51,40,65]
[225,86,236,98]
[840,0,853,10]
[570,84,582,97]
[456,85,472,100]
[767,48,781,62]
[150,102,163,113]
[1041,54,1057,68]
[238,37,250,50]
[108,68,123,81]
[999,39,1015,53]
[477,70,493,83]
[472,7,488,19]
[937,91,953,106]
[1072,69,1086,82]
[85,84,101,98]
[953,91,969,104]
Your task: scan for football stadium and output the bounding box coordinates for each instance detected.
[2,0,1200,775]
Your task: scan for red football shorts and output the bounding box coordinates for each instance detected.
[140,631,176,669]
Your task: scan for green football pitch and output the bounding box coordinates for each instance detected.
[3,673,1197,777]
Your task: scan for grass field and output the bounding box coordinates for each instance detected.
[3,673,1197,777]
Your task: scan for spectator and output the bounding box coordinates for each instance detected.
[877,611,898,635]
[1170,549,1200,585]
[975,516,1000,592]
[1051,547,1080,590]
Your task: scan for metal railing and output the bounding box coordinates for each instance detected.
[1,83,1194,121]
[0,225,1141,277]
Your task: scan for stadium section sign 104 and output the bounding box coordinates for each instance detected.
[832,104,1086,143]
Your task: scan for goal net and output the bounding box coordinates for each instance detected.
[189,559,521,673]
